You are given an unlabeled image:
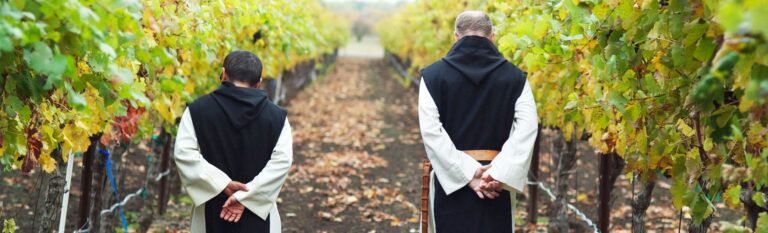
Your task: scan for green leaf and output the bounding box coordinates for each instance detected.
[683,23,708,47]
[690,192,714,224]
[753,192,766,208]
[21,42,69,84]
[643,74,661,94]
[669,0,686,13]
[757,213,768,233]
[717,2,742,33]
[691,74,724,106]
[41,54,69,89]
[671,178,686,209]
[694,37,716,62]
[109,64,133,84]
[618,0,638,29]
[160,76,185,93]
[23,42,51,72]
[3,218,16,233]
[87,53,109,73]
[65,84,87,111]
[730,124,744,141]
[19,105,31,123]
[670,15,684,38]
[715,106,735,127]
[0,36,12,52]
[672,46,685,67]
[99,42,116,59]
[625,104,642,122]
[96,81,117,106]
[4,96,24,118]
[723,184,741,207]
[607,91,628,111]
[564,100,578,110]
[714,52,740,74]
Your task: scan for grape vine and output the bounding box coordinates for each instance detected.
[0,0,347,173]
[380,0,767,229]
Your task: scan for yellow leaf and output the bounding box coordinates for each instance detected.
[153,98,174,123]
[747,123,764,145]
[616,135,627,156]
[637,129,648,154]
[739,98,754,112]
[39,153,57,173]
[703,138,713,151]
[62,123,91,154]
[677,119,695,137]
[577,193,588,203]
[687,148,699,159]
[563,122,575,141]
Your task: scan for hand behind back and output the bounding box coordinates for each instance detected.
[221,196,245,223]
[468,165,503,200]
[220,181,248,222]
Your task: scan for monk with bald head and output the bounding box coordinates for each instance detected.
[418,11,539,233]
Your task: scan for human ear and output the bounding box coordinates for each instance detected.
[221,67,229,81]
[252,78,262,88]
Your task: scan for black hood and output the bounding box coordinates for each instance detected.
[210,81,269,128]
[442,36,508,85]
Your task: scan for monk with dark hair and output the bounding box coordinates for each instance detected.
[175,50,293,233]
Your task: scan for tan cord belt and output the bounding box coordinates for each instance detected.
[463,150,500,161]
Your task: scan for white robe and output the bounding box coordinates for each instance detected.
[418,79,538,233]
[174,108,293,233]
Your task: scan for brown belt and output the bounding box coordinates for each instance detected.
[463,150,500,161]
[420,149,500,232]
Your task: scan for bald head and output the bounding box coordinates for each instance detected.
[454,11,493,39]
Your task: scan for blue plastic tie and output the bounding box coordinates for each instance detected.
[99,148,129,233]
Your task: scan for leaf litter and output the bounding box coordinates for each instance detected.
[281,58,421,231]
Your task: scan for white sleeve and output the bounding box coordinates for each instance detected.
[174,108,232,206]
[487,81,539,192]
[233,118,293,220]
[418,79,481,195]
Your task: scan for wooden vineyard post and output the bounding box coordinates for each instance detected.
[421,159,431,233]
[526,125,541,226]
[158,130,172,215]
[598,153,611,233]
[78,134,101,229]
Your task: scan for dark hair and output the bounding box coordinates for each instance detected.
[223,51,262,85]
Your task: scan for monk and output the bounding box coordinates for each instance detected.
[419,11,539,233]
[174,51,293,233]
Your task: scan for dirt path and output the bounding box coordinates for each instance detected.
[279,57,422,232]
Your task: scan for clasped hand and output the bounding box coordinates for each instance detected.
[468,165,503,199]
[220,181,248,223]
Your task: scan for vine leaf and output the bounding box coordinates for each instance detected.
[757,213,768,233]
[22,42,68,81]
[722,184,741,207]
[677,119,696,137]
[39,153,56,173]
[607,91,628,112]
[65,84,87,111]
[22,129,42,174]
